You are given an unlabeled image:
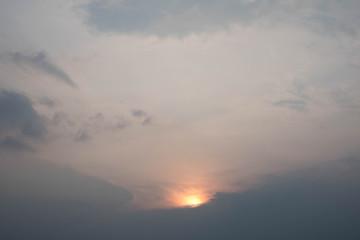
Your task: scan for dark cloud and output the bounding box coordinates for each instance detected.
[132,110,147,118]
[141,116,152,125]
[273,99,308,112]
[74,129,91,142]
[1,136,34,152]
[1,156,359,239]
[84,0,360,37]
[84,0,265,36]
[0,158,133,211]
[132,109,153,125]
[0,90,47,141]
[115,117,131,129]
[65,113,131,142]
[36,96,58,108]
[8,51,77,88]
[52,111,67,126]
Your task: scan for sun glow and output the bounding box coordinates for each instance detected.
[183,195,204,207]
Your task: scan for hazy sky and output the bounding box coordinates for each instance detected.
[1,1,360,234]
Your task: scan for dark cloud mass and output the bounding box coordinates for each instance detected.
[0,90,47,143]
[84,0,360,37]
[1,136,34,152]
[1,156,359,239]
[85,0,265,36]
[8,51,76,87]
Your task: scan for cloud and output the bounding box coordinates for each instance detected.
[273,99,308,112]
[1,156,359,239]
[115,116,131,129]
[36,96,58,108]
[84,0,266,36]
[68,113,132,142]
[0,90,47,142]
[52,111,67,126]
[288,81,309,100]
[7,51,77,88]
[330,89,359,112]
[83,0,360,37]
[74,129,91,142]
[0,158,133,210]
[90,112,105,121]
[141,116,152,126]
[1,136,34,152]
[132,110,147,118]
[132,109,153,125]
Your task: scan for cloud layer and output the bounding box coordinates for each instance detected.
[1,156,359,239]
[84,0,360,37]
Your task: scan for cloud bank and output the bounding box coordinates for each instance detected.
[1,156,359,239]
[84,0,360,37]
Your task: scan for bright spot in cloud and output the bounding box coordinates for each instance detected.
[183,195,204,207]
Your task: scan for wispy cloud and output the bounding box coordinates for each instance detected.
[8,51,77,88]
[273,99,308,112]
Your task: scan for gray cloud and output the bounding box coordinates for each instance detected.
[69,114,131,142]
[74,129,91,142]
[288,81,309,100]
[36,96,58,108]
[8,51,77,88]
[132,109,153,125]
[141,116,152,126]
[301,1,360,37]
[52,111,67,126]
[84,0,267,36]
[0,90,47,142]
[1,136,34,152]
[115,116,131,129]
[0,158,133,210]
[273,99,308,112]
[90,112,105,121]
[1,156,359,239]
[83,0,360,37]
[330,89,359,112]
[132,110,147,118]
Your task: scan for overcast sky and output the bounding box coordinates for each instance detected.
[1,0,360,238]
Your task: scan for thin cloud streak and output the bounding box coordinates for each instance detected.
[7,51,77,88]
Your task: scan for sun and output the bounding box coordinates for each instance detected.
[183,195,203,207]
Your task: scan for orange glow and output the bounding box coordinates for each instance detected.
[167,186,212,208]
[182,195,204,207]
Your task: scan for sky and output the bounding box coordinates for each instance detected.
[1,0,360,238]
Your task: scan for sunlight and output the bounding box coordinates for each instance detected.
[183,195,204,207]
